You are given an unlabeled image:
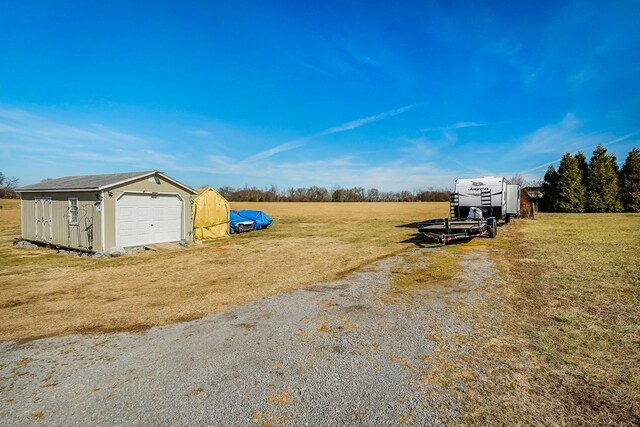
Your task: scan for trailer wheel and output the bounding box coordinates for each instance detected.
[487,218,497,238]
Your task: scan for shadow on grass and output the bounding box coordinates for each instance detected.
[401,232,479,248]
[396,220,444,229]
[400,233,441,248]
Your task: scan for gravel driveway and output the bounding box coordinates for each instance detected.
[0,247,497,426]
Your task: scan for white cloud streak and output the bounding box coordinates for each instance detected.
[318,104,416,136]
[245,104,418,162]
[0,105,460,191]
[422,121,487,132]
[518,130,640,174]
[243,138,310,163]
[187,129,211,136]
[522,113,590,154]
[0,112,147,146]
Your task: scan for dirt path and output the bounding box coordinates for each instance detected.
[0,246,499,426]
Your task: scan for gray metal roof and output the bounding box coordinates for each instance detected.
[17,171,197,193]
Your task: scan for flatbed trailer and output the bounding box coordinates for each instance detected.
[417,217,497,245]
[416,176,520,245]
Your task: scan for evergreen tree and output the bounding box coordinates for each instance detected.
[574,151,588,187]
[619,148,640,212]
[610,152,620,175]
[586,145,623,212]
[541,165,559,211]
[556,153,586,212]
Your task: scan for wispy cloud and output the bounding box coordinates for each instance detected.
[518,129,640,174]
[0,105,462,190]
[450,121,486,129]
[246,104,418,162]
[422,121,487,132]
[187,129,211,136]
[243,138,311,163]
[318,104,416,136]
[0,108,33,121]
[400,138,438,157]
[199,154,456,191]
[398,131,460,159]
[521,113,603,154]
[0,108,181,178]
[0,111,148,146]
[481,38,537,85]
[336,37,379,67]
[295,60,335,78]
[567,67,595,85]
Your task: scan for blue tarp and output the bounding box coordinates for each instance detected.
[229,211,254,233]
[232,210,273,230]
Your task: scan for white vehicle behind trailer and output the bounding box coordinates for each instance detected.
[452,176,520,221]
[418,176,521,245]
[505,184,521,221]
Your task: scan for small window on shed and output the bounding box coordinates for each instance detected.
[68,198,79,225]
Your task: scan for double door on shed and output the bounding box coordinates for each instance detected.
[34,197,53,242]
[116,194,183,247]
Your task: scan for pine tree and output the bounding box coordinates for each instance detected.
[556,153,586,212]
[619,148,640,212]
[610,152,620,175]
[575,151,588,187]
[586,145,623,212]
[541,165,559,211]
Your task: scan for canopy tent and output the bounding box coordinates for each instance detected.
[192,187,230,240]
[232,210,273,230]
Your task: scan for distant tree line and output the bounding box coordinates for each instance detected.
[0,172,19,198]
[216,185,451,202]
[541,145,640,212]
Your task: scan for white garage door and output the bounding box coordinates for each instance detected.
[116,194,183,247]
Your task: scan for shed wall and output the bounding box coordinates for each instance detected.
[20,192,103,251]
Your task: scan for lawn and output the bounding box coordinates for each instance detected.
[499,213,640,425]
[2,198,638,424]
[0,199,447,341]
[421,212,640,426]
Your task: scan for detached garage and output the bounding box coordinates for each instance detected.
[17,171,197,252]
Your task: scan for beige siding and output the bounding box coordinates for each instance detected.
[20,195,36,239]
[20,173,194,252]
[20,192,103,251]
[101,175,194,250]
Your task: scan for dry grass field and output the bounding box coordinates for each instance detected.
[0,199,447,341]
[498,213,640,425]
[414,213,640,426]
[1,198,638,424]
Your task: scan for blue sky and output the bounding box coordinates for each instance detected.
[1,0,639,191]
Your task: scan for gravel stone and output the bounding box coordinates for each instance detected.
[0,248,497,426]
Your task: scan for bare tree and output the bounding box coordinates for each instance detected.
[215,183,450,203]
[367,188,380,202]
[509,174,526,186]
[331,187,347,202]
[0,172,20,198]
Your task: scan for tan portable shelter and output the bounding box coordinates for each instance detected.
[192,187,230,239]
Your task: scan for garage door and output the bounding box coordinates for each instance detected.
[116,194,183,247]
